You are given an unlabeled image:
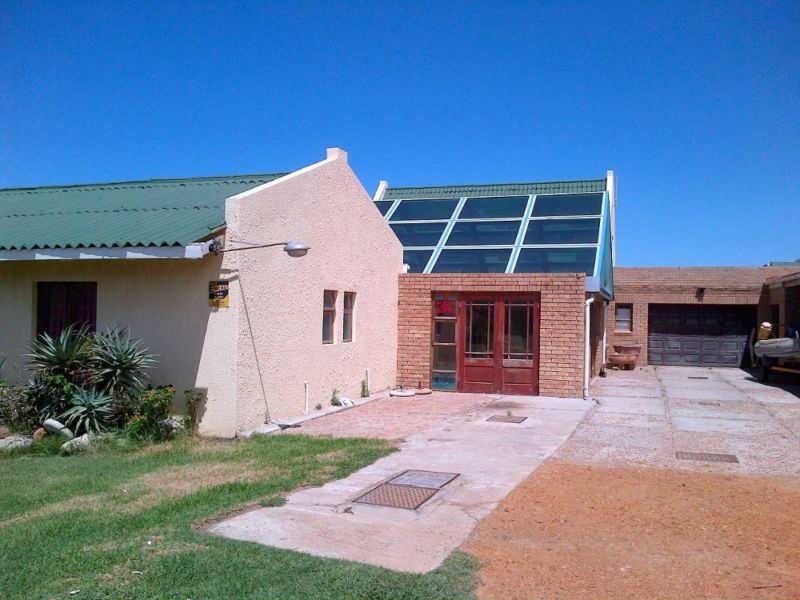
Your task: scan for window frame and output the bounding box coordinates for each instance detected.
[614,303,633,333]
[431,294,458,390]
[343,291,355,343]
[322,290,337,344]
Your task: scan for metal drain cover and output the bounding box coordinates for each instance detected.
[389,470,459,489]
[487,415,527,423]
[355,483,437,509]
[676,451,739,463]
[691,400,720,406]
[688,376,709,380]
[354,470,460,510]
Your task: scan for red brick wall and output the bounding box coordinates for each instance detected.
[397,273,586,398]
[607,267,798,366]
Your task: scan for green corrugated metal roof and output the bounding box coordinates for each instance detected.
[0,174,285,250]
[383,178,607,200]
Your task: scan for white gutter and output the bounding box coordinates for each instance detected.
[0,237,220,261]
[584,297,595,399]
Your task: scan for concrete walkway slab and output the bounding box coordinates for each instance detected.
[208,394,590,573]
[563,366,800,478]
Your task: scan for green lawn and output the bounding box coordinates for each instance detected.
[0,435,477,599]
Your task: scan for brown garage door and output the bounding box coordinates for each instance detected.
[648,304,757,367]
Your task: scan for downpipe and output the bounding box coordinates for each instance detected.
[584,297,595,400]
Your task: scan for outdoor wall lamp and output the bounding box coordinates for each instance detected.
[211,240,310,257]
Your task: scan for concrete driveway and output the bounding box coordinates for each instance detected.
[208,392,590,573]
[558,366,800,477]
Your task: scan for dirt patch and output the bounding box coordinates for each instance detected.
[465,460,800,600]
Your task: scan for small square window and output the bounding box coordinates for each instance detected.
[343,292,355,342]
[323,290,337,344]
[615,304,633,332]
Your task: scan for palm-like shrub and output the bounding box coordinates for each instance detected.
[93,327,154,395]
[26,324,94,386]
[59,387,113,434]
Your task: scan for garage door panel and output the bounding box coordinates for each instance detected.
[648,305,756,368]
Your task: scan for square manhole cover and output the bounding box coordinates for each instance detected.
[389,470,459,489]
[354,470,460,510]
[355,483,437,510]
[487,415,527,423]
[676,451,739,463]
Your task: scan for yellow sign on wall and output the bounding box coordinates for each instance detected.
[209,280,230,308]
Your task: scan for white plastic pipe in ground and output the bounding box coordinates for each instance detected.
[601,301,608,374]
[365,368,371,395]
[303,381,309,414]
[584,297,595,399]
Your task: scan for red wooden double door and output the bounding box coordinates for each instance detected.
[456,294,541,395]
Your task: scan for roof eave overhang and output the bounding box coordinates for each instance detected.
[0,237,221,261]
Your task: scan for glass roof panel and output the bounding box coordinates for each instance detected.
[459,195,528,219]
[446,220,521,246]
[514,247,596,275]
[432,248,511,273]
[389,198,459,221]
[531,193,603,217]
[390,222,447,247]
[402,249,433,273]
[374,200,394,216]
[523,218,601,245]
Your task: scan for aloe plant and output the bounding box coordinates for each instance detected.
[59,387,113,434]
[93,327,155,395]
[26,324,94,385]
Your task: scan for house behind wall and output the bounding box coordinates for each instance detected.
[607,266,800,368]
[0,148,403,438]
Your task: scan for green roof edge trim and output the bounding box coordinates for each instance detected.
[384,177,607,200]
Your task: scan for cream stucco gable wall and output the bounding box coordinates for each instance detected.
[222,148,403,432]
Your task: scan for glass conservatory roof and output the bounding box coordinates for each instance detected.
[377,179,613,297]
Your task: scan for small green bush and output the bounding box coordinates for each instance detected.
[183,389,204,435]
[0,386,39,433]
[361,379,369,398]
[127,386,175,441]
[330,388,341,407]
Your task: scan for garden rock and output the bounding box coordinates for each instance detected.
[33,428,48,441]
[0,434,32,450]
[60,433,91,454]
[0,426,10,439]
[43,418,75,440]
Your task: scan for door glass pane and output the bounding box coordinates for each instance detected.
[432,371,456,390]
[505,303,532,359]
[467,302,493,358]
[531,193,603,217]
[389,199,459,221]
[432,248,511,273]
[445,221,521,246]
[459,196,528,219]
[403,249,433,273]
[432,346,456,371]
[434,320,456,344]
[390,222,447,246]
[433,294,457,317]
[524,218,601,244]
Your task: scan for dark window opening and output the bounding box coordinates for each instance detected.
[36,282,97,338]
[343,292,355,342]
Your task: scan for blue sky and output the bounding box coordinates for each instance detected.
[1,1,798,266]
